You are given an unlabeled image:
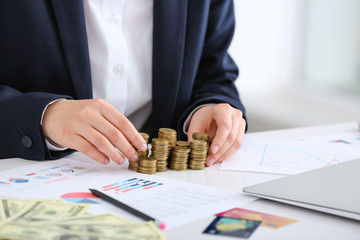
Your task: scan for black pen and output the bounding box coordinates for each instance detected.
[89,188,166,229]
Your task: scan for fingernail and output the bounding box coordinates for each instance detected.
[118,157,125,165]
[130,154,138,162]
[208,158,215,166]
[212,145,219,154]
[139,143,147,151]
[104,158,110,165]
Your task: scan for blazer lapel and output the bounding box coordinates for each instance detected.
[152,0,188,130]
[50,0,92,99]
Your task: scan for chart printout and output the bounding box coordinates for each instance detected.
[220,137,360,175]
[0,159,255,229]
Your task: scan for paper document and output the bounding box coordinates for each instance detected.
[0,159,256,229]
[220,137,360,175]
[301,132,360,145]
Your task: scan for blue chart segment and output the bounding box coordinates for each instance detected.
[259,144,356,172]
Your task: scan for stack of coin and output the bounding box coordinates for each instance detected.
[128,132,149,171]
[189,140,209,170]
[150,138,169,172]
[158,128,177,151]
[169,141,191,171]
[138,132,150,157]
[137,156,157,174]
[193,132,210,154]
[192,132,210,144]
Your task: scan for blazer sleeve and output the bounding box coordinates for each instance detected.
[178,0,246,133]
[0,86,74,160]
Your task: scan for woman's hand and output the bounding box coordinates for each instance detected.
[188,103,246,166]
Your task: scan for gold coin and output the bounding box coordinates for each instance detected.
[188,165,205,170]
[176,141,189,147]
[159,128,177,135]
[170,168,187,171]
[190,140,208,148]
[193,132,209,140]
[152,138,169,146]
[137,170,156,175]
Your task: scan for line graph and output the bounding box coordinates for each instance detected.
[259,143,357,172]
[220,137,360,175]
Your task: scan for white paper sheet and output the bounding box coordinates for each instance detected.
[220,137,360,175]
[301,132,360,145]
[0,159,255,229]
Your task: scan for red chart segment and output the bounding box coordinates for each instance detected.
[61,192,99,204]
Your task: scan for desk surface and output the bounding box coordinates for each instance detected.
[1,121,359,240]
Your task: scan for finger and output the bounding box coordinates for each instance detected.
[209,105,233,155]
[78,125,125,165]
[187,119,205,142]
[207,114,240,164]
[207,121,245,166]
[71,134,110,165]
[97,100,147,151]
[89,116,139,163]
[214,128,245,164]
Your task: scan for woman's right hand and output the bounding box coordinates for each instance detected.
[42,99,147,165]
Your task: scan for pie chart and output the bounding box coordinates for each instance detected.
[61,192,99,204]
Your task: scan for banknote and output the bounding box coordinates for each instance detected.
[9,200,89,224]
[43,221,166,240]
[0,199,166,240]
[0,199,65,221]
[0,222,121,240]
[0,218,165,240]
[42,213,133,225]
[0,199,30,221]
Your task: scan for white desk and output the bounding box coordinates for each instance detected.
[1,122,359,239]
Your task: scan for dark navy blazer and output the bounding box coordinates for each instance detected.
[0,0,245,160]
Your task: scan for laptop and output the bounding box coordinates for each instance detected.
[243,158,360,221]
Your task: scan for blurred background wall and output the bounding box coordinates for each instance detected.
[229,0,360,132]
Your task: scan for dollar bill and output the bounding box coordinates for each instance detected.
[0,220,165,240]
[0,199,67,221]
[0,222,115,240]
[8,200,89,224]
[0,200,166,240]
[40,213,133,226]
[0,199,39,221]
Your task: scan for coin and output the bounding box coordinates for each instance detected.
[159,128,177,150]
[176,141,189,147]
[129,129,210,174]
[192,132,210,142]
[188,139,208,170]
[169,145,190,171]
[150,138,170,172]
[129,132,149,171]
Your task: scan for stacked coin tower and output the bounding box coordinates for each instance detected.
[192,132,210,146]
[128,129,210,174]
[189,132,210,170]
[158,128,177,150]
[137,155,157,175]
[169,141,191,171]
[189,139,209,170]
[128,132,149,171]
[150,138,170,172]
